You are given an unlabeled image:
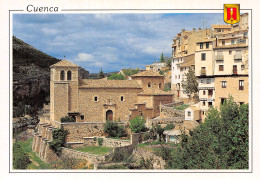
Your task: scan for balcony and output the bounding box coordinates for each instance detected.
[234,53,242,60]
[215,54,224,61]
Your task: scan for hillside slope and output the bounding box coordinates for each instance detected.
[12,36,89,117]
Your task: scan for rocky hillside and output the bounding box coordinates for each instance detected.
[13,36,89,117]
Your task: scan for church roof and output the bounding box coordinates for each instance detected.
[138,89,173,96]
[50,60,79,68]
[79,79,142,89]
[131,70,164,77]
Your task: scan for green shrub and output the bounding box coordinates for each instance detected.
[107,73,126,80]
[164,82,171,91]
[49,127,68,155]
[13,143,31,169]
[123,68,139,76]
[164,123,175,131]
[98,138,103,146]
[129,116,146,133]
[104,121,126,138]
[61,116,76,123]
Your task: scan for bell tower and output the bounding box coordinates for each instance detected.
[50,60,79,126]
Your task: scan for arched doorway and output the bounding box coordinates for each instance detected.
[106,110,113,121]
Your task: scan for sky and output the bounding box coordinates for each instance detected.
[13,13,224,73]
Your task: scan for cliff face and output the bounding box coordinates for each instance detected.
[12,36,89,117]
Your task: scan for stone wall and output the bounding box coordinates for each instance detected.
[133,147,166,169]
[146,117,184,128]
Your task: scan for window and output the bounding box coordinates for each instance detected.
[217,29,221,32]
[159,83,162,89]
[201,80,204,83]
[241,65,245,70]
[80,115,84,120]
[219,65,224,71]
[203,91,206,95]
[201,53,206,61]
[67,70,72,80]
[206,78,211,84]
[206,42,209,49]
[121,96,124,101]
[94,96,98,102]
[201,67,206,75]
[148,82,151,88]
[240,102,244,105]
[60,70,65,80]
[239,80,244,90]
[203,101,206,106]
[188,111,191,117]
[229,50,232,55]
[208,102,212,107]
[208,90,213,97]
[178,75,180,79]
[222,40,225,45]
[221,98,226,104]
[231,39,235,45]
[200,43,203,49]
[222,81,227,88]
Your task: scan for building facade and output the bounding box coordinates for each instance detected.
[50,60,174,127]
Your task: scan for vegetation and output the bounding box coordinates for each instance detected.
[107,73,126,80]
[98,164,129,169]
[13,138,51,169]
[160,97,249,169]
[160,52,165,62]
[98,68,105,79]
[98,138,103,146]
[181,68,198,98]
[52,157,93,169]
[61,116,76,123]
[139,157,154,169]
[74,146,113,156]
[49,127,68,155]
[166,58,172,68]
[123,68,139,76]
[164,82,171,91]
[159,70,165,75]
[164,123,175,131]
[13,142,31,169]
[174,104,190,110]
[104,121,126,138]
[129,116,147,133]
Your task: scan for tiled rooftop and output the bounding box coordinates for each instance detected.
[50,60,79,68]
[131,70,164,77]
[211,24,232,29]
[79,79,142,89]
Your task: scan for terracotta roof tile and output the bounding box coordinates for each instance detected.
[79,79,142,89]
[50,60,79,68]
[131,70,164,77]
[211,24,232,29]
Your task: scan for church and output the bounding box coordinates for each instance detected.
[49,60,174,127]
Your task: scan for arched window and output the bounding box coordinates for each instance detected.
[67,70,72,80]
[60,70,65,80]
[148,82,151,88]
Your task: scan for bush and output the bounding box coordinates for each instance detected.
[49,127,68,155]
[98,138,103,146]
[129,116,147,133]
[164,123,175,131]
[61,116,76,123]
[104,121,126,138]
[123,68,139,76]
[107,73,126,80]
[164,82,171,91]
[13,143,31,169]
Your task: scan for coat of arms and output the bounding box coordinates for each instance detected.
[224,4,240,24]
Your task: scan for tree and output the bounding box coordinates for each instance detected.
[163,96,249,169]
[49,127,68,155]
[123,68,139,76]
[107,73,126,80]
[181,68,198,98]
[166,58,172,68]
[98,68,105,79]
[129,116,146,133]
[160,52,165,62]
[104,121,126,137]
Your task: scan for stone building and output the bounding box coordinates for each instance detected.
[49,60,174,127]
